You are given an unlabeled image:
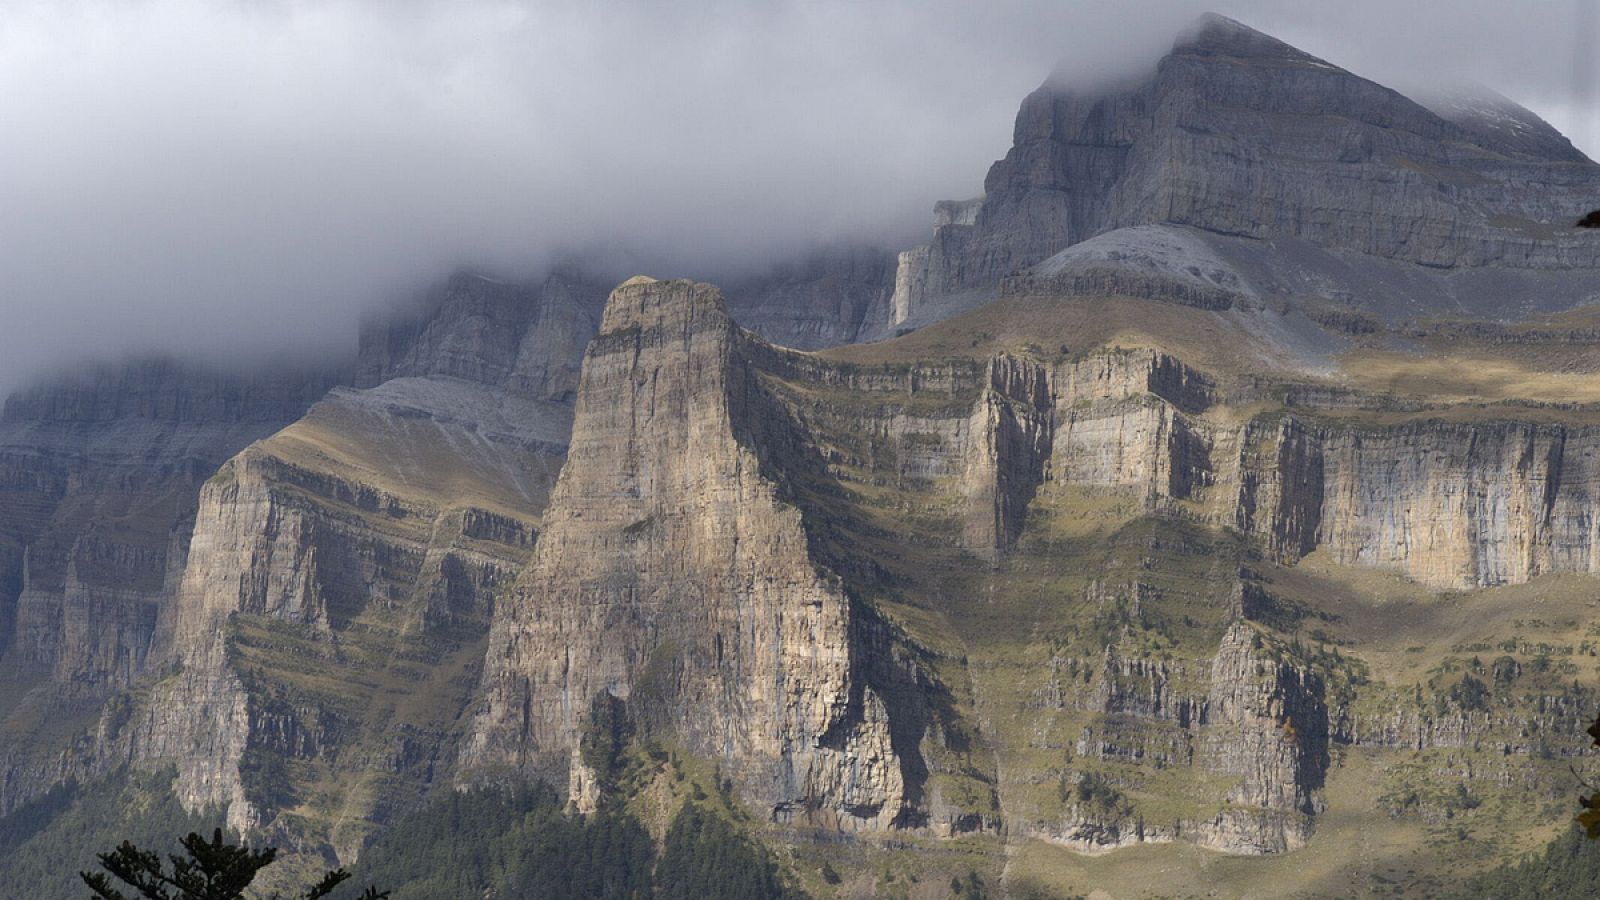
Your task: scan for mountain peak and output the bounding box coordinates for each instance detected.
[598,277,730,336]
[1417,82,1591,163]
[1174,12,1341,70]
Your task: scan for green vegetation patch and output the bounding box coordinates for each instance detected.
[0,767,226,900]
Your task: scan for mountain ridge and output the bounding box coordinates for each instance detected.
[5,12,1600,898]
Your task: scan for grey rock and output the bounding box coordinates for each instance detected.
[889,14,1600,332]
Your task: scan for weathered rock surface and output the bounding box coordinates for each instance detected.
[721,245,898,350]
[849,343,1600,591]
[1194,620,1326,851]
[465,278,919,830]
[6,14,1600,892]
[124,374,561,840]
[0,361,344,820]
[1238,417,1600,588]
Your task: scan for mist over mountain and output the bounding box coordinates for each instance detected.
[2,0,1598,398]
[9,7,1600,898]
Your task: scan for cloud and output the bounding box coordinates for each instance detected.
[1,0,1595,394]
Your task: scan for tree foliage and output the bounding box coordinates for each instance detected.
[1460,825,1600,898]
[654,801,799,900]
[80,828,386,900]
[352,785,800,900]
[0,768,223,900]
[350,784,653,900]
[1580,714,1600,839]
[580,689,633,796]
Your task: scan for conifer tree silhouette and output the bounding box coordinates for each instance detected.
[81,828,387,900]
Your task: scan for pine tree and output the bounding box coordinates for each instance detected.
[80,828,387,900]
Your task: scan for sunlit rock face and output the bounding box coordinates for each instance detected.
[1234,417,1600,589]
[121,371,564,841]
[465,278,912,830]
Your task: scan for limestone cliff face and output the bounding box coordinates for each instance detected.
[1025,600,1328,856]
[701,338,1597,604]
[113,376,560,841]
[0,360,341,815]
[466,278,913,829]
[872,344,1600,591]
[355,253,898,387]
[721,246,897,350]
[962,354,1053,553]
[1238,418,1600,588]
[1194,621,1327,853]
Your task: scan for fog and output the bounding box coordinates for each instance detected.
[2,0,1596,395]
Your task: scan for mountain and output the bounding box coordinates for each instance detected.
[7,12,1600,899]
[885,13,1600,336]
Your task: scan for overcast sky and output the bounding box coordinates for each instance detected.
[2,0,1597,395]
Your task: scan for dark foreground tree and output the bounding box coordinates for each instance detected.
[81,828,387,900]
[1581,716,1600,837]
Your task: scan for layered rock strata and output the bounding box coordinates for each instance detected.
[818,342,1600,590]
[1237,418,1600,588]
[357,269,608,402]
[105,376,562,842]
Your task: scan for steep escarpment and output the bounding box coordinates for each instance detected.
[6,12,1600,894]
[810,336,1600,591]
[465,278,936,830]
[0,360,339,691]
[767,322,1600,865]
[722,245,898,350]
[1237,416,1600,588]
[0,360,339,816]
[115,374,564,846]
[3,272,1593,892]
[1023,605,1332,857]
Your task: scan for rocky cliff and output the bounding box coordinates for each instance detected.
[809,338,1600,591]
[452,273,1598,861]
[0,360,339,814]
[464,278,926,830]
[721,246,898,350]
[6,13,1600,897]
[357,269,609,402]
[117,374,565,847]
[0,360,339,690]
[1238,417,1600,588]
